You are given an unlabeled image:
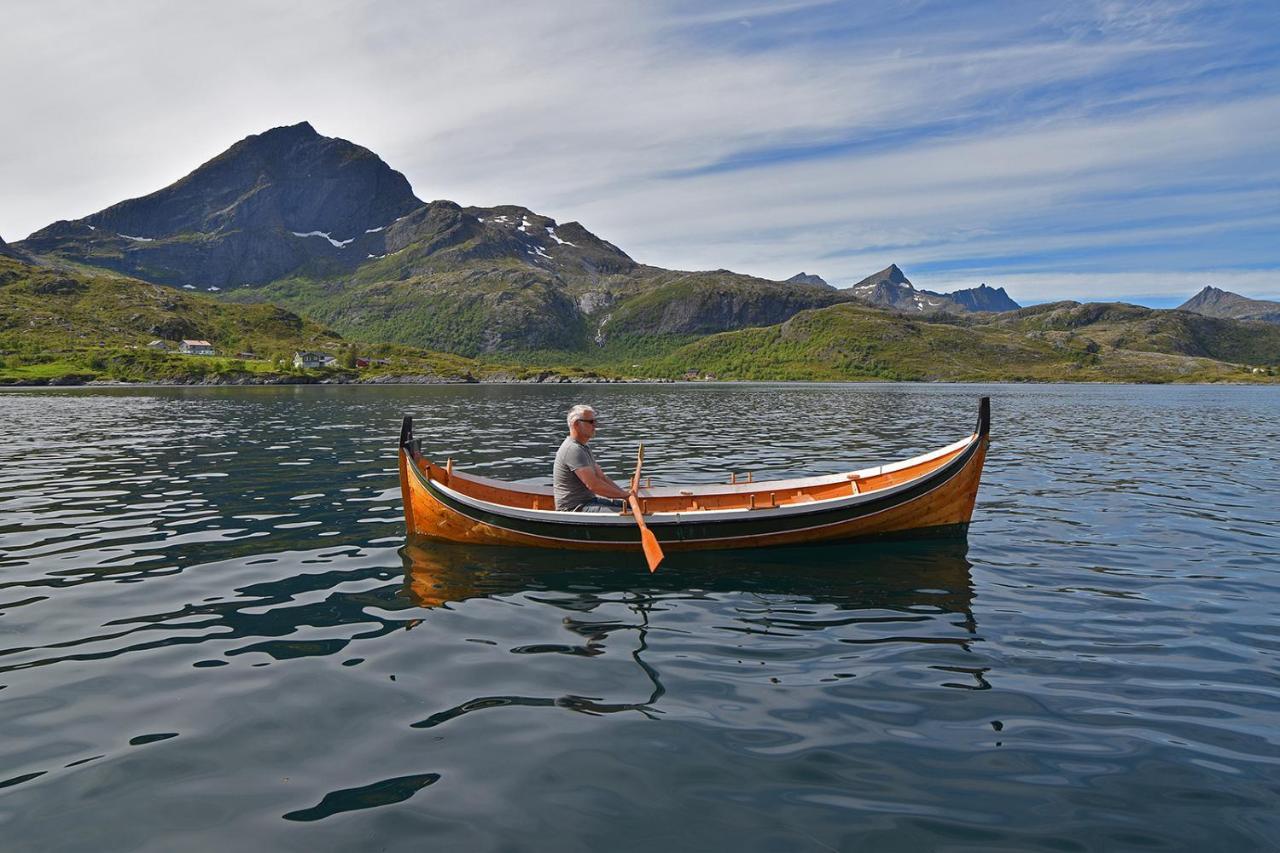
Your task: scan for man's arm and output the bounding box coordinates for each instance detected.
[574,465,630,500]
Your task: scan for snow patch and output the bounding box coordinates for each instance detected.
[85,224,96,231]
[119,233,154,242]
[365,226,385,233]
[546,227,577,247]
[292,230,355,248]
[182,285,196,290]
[207,286,221,292]
[367,253,386,259]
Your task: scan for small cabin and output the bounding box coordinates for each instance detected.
[147,340,170,351]
[293,351,327,369]
[179,339,215,356]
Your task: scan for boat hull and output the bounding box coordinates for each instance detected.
[398,401,989,553]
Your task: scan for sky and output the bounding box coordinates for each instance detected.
[2,0,1277,306]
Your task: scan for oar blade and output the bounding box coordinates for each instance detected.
[628,494,665,573]
[639,527,664,574]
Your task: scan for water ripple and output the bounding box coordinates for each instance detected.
[0,384,1277,851]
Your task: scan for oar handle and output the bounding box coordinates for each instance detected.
[630,443,644,495]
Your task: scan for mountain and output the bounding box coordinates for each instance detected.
[847,264,1020,313]
[17,122,422,288]
[1177,286,1280,324]
[786,272,830,287]
[949,283,1019,312]
[19,123,862,355]
[239,203,855,356]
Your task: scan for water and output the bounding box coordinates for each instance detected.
[1,383,1277,852]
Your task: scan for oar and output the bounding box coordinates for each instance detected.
[628,444,664,573]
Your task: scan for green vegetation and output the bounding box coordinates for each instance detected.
[624,303,1280,383]
[3,254,1276,386]
[235,264,589,356]
[0,257,506,385]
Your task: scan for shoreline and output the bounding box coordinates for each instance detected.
[2,375,1276,389]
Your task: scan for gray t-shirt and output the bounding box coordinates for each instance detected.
[554,436,599,510]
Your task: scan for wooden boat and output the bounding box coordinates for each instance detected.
[399,397,989,555]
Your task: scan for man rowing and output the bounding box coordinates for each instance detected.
[554,404,632,512]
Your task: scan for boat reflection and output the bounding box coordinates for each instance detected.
[401,537,975,626]
[398,539,978,726]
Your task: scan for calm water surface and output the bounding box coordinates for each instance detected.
[0,383,1277,851]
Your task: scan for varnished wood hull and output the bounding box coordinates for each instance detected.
[399,398,990,553]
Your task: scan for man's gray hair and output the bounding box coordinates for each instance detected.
[567,404,595,429]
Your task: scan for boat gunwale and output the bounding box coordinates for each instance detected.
[413,435,976,526]
[435,433,976,500]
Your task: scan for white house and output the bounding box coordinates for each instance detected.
[293,351,327,369]
[179,339,215,355]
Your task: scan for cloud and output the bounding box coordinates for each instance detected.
[0,0,1275,304]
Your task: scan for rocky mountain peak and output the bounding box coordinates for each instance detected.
[786,272,830,287]
[851,263,913,291]
[18,122,424,287]
[1178,285,1280,324]
[949,283,1019,312]
[1182,285,1223,302]
[846,266,1020,314]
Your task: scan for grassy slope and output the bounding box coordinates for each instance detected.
[0,257,501,383]
[634,302,1280,382]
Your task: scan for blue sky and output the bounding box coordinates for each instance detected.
[2,0,1277,306]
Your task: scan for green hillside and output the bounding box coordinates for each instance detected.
[6,253,1277,386]
[0,257,497,384]
[235,259,851,358]
[635,302,1280,383]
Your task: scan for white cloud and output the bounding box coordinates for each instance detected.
[0,0,1275,305]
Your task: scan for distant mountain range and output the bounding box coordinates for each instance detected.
[14,123,1025,355]
[848,264,1020,313]
[1178,286,1280,324]
[4,121,1275,383]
